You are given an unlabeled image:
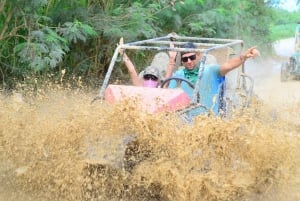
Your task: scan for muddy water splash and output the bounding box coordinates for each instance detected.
[0,88,300,201]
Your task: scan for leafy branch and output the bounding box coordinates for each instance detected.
[14,21,97,72]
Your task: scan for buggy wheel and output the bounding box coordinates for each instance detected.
[281,62,289,82]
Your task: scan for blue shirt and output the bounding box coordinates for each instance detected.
[169,64,225,116]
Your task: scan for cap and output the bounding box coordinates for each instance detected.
[181,42,197,56]
[143,66,160,79]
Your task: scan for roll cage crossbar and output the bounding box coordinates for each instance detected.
[95,33,245,104]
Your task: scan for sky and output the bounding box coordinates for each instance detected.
[279,0,299,11]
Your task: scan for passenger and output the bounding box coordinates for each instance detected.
[122,52,161,87]
[165,42,260,114]
[119,38,161,87]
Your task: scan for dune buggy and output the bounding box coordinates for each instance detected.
[93,33,253,117]
[82,33,256,200]
[281,22,300,81]
[86,33,254,168]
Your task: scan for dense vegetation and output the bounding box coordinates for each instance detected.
[0,0,299,91]
[270,9,300,41]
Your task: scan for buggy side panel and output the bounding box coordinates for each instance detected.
[105,85,190,114]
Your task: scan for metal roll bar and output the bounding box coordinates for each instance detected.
[94,33,245,103]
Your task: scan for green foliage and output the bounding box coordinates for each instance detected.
[232,1,273,49]
[90,2,159,41]
[47,0,89,24]
[272,9,300,25]
[13,21,96,73]
[14,28,68,72]
[59,20,97,43]
[270,23,296,41]
[0,0,282,90]
[269,9,300,41]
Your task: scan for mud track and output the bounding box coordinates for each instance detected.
[0,38,299,201]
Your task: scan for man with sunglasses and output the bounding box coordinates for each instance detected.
[166,42,260,115]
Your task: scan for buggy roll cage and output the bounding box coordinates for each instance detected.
[95,33,249,105]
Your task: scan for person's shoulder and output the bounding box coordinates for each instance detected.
[174,67,185,76]
[204,64,222,76]
[205,64,220,70]
[175,66,184,74]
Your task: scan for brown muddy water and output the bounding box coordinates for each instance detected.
[0,82,300,201]
[1,41,300,201]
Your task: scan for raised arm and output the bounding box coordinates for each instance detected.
[119,37,142,86]
[165,41,177,79]
[220,46,260,76]
[122,53,142,86]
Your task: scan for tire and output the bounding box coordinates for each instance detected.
[281,62,289,82]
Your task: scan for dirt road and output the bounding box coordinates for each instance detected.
[248,38,300,106]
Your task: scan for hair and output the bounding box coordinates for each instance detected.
[181,42,197,56]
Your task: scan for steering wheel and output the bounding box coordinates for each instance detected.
[160,77,195,89]
[160,77,200,103]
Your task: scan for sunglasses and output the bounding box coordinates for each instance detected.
[144,74,158,81]
[181,54,197,62]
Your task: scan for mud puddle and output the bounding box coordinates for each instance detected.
[0,84,300,201]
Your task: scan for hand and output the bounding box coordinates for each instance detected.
[118,37,125,54]
[168,41,177,61]
[244,46,260,59]
[117,37,130,62]
[166,41,177,79]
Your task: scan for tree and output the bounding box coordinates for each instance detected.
[0,0,276,90]
[0,0,97,88]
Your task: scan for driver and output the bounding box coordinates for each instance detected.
[165,42,260,114]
